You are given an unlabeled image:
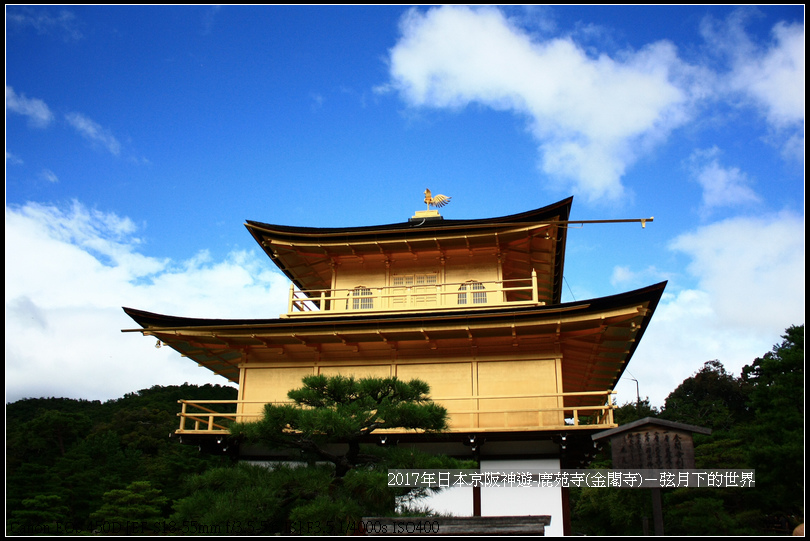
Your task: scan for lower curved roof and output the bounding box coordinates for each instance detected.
[123,281,666,398]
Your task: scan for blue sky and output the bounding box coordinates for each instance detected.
[6,6,804,408]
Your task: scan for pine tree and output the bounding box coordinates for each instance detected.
[171,376,473,534]
[234,375,450,477]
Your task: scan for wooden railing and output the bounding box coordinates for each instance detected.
[177,400,238,432]
[176,390,616,435]
[286,271,542,316]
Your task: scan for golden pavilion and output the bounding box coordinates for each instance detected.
[123,196,665,534]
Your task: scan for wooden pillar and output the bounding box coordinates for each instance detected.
[561,484,572,535]
[651,487,664,535]
[473,485,482,517]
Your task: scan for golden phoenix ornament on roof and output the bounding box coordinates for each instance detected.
[424,188,452,210]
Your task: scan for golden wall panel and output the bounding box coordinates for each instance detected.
[395,362,475,429]
[317,364,392,378]
[240,366,314,418]
[477,359,562,428]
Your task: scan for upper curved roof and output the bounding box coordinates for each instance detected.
[245,197,573,305]
[246,197,572,237]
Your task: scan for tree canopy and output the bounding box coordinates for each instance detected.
[571,324,805,535]
[171,375,472,534]
[6,384,237,535]
[233,375,449,477]
[661,359,751,431]
[739,325,804,520]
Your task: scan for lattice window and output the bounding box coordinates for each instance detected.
[458,280,486,305]
[392,275,414,288]
[415,274,437,286]
[391,273,438,307]
[351,286,373,310]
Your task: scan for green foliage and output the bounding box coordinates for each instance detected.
[7,409,93,465]
[739,325,804,521]
[171,455,474,534]
[661,359,750,431]
[613,397,660,425]
[664,493,753,535]
[571,482,653,535]
[238,375,448,439]
[90,481,168,525]
[233,375,450,478]
[171,375,473,534]
[7,494,70,533]
[572,325,804,536]
[6,383,237,535]
[170,463,284,534]
[742,325,803,411]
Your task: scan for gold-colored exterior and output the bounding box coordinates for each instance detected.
[123,198,664,437]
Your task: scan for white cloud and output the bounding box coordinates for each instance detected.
[310,92,325,112]
[65,112,122,156]
[610,265,667,289]
[6,86,54,128]
[6,151,24,165]
[670,211,804,332]
[384,6,699,203]
[687,147,761,212]
[618,288,779,409]
[384,7,803,202]
[615,210,804,408]
[40,169,60,183]
[6,7,83,41]
[5,201,290,402]
[6,88,130,159]
[702,11,804,155]
[731,21,804,129]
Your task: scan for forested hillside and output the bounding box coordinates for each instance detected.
[7,383,237,535]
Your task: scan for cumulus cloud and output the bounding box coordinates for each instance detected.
[615,210,804,407]
[384,6,699,203]
[383,7,803,202]
[702,11,804,157]
[670,212,804,332]
[5,201,290,402]
[619,288,780,408]
[65,112,122,156]
[738,22,805,128]
[687,147,761,212]
[6,86,54,128]
[703,13,804,127]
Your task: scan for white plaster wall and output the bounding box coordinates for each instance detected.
[480,458,563,537]
[412,485,474,517]
[419,458,563,536]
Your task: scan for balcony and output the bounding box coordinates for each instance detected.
[285,271,543,317]
[175,390,616,435]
